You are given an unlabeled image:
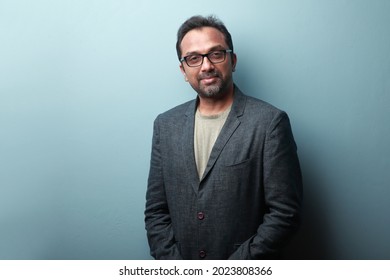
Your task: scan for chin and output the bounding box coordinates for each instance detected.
[198,82,224,97]
[200,87,222,98]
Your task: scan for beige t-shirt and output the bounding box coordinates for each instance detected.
[194,106,231,179]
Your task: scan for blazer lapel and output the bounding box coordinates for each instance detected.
[200,87,247,182]
[182,100,200,193]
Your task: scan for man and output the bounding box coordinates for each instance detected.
[145,15,302,260]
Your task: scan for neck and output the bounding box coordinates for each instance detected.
[197,84,234,116]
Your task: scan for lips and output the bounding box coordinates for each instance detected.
[199,73,219,85]
[202,77,218,84]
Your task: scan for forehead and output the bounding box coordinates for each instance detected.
[180,27,227,55]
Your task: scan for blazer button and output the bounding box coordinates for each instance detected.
[197,211,205,220]
[199,250,206,258]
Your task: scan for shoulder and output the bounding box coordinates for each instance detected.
[234,87,287,125]
[154,99,196,124]
[245,94,282,113]
[235,91,295,142]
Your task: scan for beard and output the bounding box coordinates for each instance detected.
[193,70,231,99]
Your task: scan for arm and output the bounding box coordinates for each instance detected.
[144,117,183,259]
[229,112,303,259]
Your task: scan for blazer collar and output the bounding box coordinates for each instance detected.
[229,85,247,118]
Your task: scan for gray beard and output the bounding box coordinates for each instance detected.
[196,75,229,99]
[199,84,222,98]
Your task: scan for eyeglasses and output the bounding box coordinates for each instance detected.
[180,49,232,67]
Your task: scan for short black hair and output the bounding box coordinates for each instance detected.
[176,15,234,60]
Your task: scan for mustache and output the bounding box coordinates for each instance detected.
[198,71,220,80]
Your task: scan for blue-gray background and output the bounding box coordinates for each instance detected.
[1,0,389,259]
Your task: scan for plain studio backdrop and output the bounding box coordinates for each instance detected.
[1,0,389,259]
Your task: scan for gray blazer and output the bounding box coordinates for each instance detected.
[145,86,302,259]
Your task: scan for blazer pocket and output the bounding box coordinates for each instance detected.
[224,157,251,168]
[215,158,254,191]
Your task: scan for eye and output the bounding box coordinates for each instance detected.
[187,55,201,62]
[210,51,224,59]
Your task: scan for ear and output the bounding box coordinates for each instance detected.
[180,64,188,81]
[231,53,237,72]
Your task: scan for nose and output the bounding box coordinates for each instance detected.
[200,56,215,72]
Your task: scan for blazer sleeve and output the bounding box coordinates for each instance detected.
[144,116,183,259]
[229,112,303,259]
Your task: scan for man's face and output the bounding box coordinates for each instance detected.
[179,27,237,99]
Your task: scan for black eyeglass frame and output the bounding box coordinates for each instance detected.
[180,49,233,67]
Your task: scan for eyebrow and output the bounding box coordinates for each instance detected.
[184,45,226,56]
